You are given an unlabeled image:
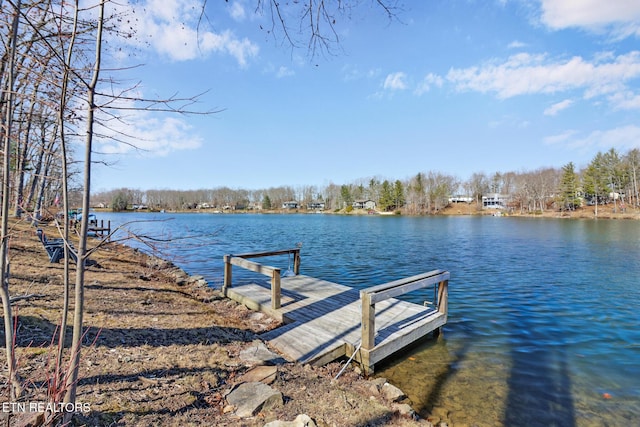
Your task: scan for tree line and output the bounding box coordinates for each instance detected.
[92,147,640,215]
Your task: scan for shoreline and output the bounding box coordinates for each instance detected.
[94,203,640,220]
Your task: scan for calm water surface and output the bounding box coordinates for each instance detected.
[99,212,640,426]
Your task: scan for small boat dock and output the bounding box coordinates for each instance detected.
[222,249,449,374]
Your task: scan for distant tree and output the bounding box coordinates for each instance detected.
[624,149,640,207]
[558,162,580,211]
[582,152,610,216]
[602,148,628,212]
[379,180,394,211]
[340,184,353,207]
[407,173,426,214]
[466,172,490,207]
[262,194,272,210]
[393,179,405,210]
[111,191,129,211]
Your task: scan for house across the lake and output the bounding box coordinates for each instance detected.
[307,201,325,210]
[482,193,508,209]
[282,201,299,209]
[352,199,376,210]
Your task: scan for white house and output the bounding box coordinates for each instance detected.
[352,200,376,210]
[482,193,508,209]
[282,201,299,209]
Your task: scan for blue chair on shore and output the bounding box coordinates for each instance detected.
[36,229,77,264]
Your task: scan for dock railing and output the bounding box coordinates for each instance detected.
[222,248,301,310]
[359,269,450,352]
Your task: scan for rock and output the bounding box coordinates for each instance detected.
[237,365,278,385]
[188,275,207,286]
[381,382,406,402]
[239,341,287,365]
[392,403,418,420]
[263,413,317,427]
[226,382,283,418]
[367,377,387,395]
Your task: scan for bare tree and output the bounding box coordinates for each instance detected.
[0,0,24,401]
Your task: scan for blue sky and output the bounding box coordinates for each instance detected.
[89,0,640,192]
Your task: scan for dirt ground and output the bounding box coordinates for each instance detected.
[0,220,428,427]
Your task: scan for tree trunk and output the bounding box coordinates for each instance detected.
[0,0,24,401]
[63,0,104,416]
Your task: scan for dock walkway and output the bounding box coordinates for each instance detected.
[223,249,449,373]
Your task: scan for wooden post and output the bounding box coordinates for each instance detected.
[271,268,281,310]
[361,291,375,351]
[223,255,232,296]
[293,249,301,275]
[436,279,448,336]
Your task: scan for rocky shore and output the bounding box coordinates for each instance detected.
[1,221,446,426]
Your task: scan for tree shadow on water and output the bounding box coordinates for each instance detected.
[504,306,576,427]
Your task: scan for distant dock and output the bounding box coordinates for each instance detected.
[222,249,449,374]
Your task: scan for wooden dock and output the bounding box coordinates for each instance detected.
[222,249,449,374]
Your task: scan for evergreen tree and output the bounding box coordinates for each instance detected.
[111,192,129,211]
[559,162,580,210]
[262,194,272,210]
[379,180,394,211]
[340,185,353,207]
[393,180,405,210]
[582,152,610,216]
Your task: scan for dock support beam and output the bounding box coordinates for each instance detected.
[435,278,448,337]
[271,268,281,310]
[223,254,232,296]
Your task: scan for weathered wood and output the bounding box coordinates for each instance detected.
[271,269,281,310]
[232,248,301,260]
[222,250,449,373]
[437,279,448,317]
[223,254,232,295]
[293,251,301,275]
[363,270,449,304]
[229,256,279,276]
[361,292,375,350]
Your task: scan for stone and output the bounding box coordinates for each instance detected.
[263,413,317,427]
[367,377,387,395]
[239,341,287,365]
[392,403,418,420]
[237,365,278,385]
[381,382,406,402]
[226,382,283,418]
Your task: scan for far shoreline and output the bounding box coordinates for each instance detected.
[91,203,640,221]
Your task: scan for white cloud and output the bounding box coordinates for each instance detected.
[414,73,444,96]
[276,66,295,78]
[581,125,640,151]
[539,0,640,37]
[112,0,259,66]
[91,97,203,157]
[508,40,527,49]
[608,91,640,109]
[544,129,578,145]
[446,51,640,102]
[544,99,574,116]
[383,72,408,90]
[341,65,381,82]
[229,1,247,21]
[544,126,640,151]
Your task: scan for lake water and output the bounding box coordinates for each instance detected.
[97,212,640,426]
